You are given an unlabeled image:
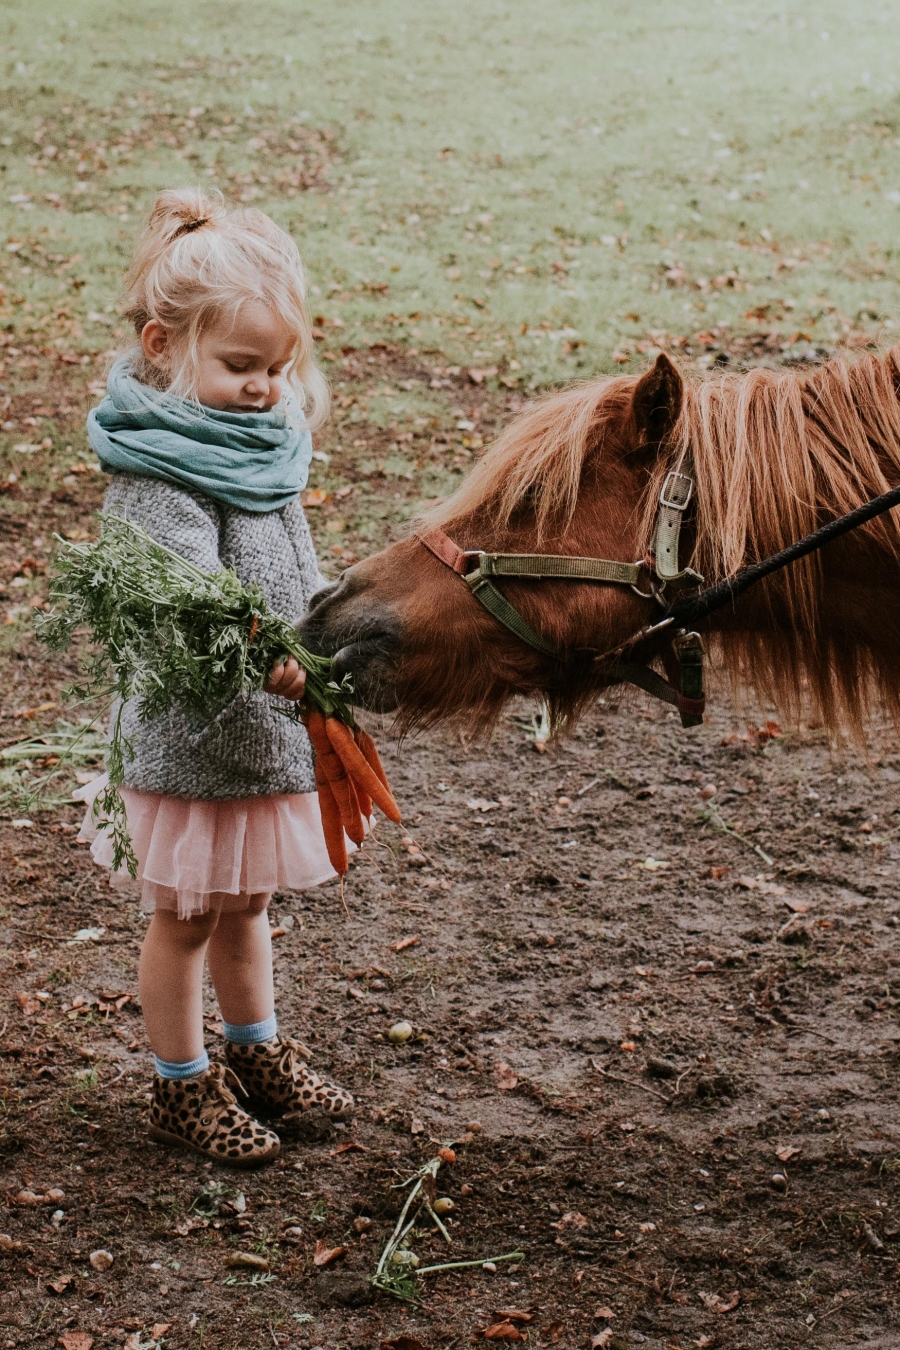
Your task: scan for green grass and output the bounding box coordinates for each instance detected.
[4,0,900,394]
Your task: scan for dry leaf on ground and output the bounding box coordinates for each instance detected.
[313,1239,347,1267]
[58,1334,93,1350]
[495,1061,518,1091]
[699,1290,740,1313]
[591,1332,614,1349]
[224,1251,269,1271]
[481,1322,526,1342]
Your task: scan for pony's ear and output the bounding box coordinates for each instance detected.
[631,352,684,448]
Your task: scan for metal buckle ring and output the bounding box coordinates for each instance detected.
[659,470,693,511]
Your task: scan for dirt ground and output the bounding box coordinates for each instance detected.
[4,348,900,1349]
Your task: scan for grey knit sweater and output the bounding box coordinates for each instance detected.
[104,472,327,800]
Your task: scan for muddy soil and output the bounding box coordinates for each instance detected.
[3,349,900,1349]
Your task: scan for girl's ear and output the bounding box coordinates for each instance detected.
[141,320,170,371]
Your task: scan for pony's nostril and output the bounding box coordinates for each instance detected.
[307,580,340,613]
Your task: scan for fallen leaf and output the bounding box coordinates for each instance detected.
[410,1115,426,1135]
[124,1336,141,1350]
[542,1327,564,1345]
[493,1310,533,1322]
[776,1144,801,1162]
[302,487,330,507]
[329,1141,368,1156]
[466,797,499,812]
[58,1334,93,1350]
[47,1274,75,1294]
[591,1333,614,1349]
[224,1251,269,1271]
[594,1306,616,1320]
[699,1290,740,1313]
[481,1323,526,1342]
[151,1326,171,1339]
[391,934,421,952]
[783,897,811,913]
[495,1061,518,1091]
[16,992,40,1016]
[313,1239,347,1267]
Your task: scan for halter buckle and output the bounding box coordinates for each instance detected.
[659,470,693,511]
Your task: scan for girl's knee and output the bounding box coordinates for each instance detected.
[151,907,219,947]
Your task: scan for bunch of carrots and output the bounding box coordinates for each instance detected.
[39,514,402,879]
[302,712,401,874]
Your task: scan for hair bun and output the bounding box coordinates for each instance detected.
[146,186,226,244]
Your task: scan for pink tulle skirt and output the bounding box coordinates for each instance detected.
[74,774,347,920]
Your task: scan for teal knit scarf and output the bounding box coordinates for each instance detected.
[87,359,313,514]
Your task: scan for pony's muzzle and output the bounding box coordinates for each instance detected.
[300,576,402,712]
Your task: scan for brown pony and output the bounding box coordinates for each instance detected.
[301,350,900,739]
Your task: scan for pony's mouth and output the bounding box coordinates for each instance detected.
[301,578,402,712]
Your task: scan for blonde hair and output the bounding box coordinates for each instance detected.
[122,187,329,429]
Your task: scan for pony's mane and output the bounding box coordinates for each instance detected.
[424,375,636,537]
[425,347,900,737]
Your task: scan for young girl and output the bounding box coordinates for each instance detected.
[76,187,353,1168]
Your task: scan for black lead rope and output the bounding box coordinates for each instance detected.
[668,480,900,630]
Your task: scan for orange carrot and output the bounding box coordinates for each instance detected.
[315,763,348,875]
[305,711,366,845]
[352,777,373,822]
[324,718,402,823]
[354,726,391,793]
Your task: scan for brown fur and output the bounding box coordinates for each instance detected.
[308,349,900,739]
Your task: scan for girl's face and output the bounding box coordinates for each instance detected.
[142,301,297,413]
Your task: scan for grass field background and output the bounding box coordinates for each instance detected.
[4,0,900,394]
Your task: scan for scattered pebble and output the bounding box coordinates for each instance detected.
[387,1021,414,1043]
[770,1173,788,1192]
[352,1216,372,1234]
[646,1057,677,1080]
[433,1197,455,1215]
[89,1249,113,1272]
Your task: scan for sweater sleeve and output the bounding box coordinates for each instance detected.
[102,473,222,573]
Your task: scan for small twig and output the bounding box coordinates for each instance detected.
[0,1020,7,1041]
[415,1251,524,1275]
[106,1066,126,1085]
[577,777,601,797]
[425,1202,452,1243]
[673,1066,695,1096]
[696,803,774,866]
[591,1060,674,1104]
[806,1291,860,1331]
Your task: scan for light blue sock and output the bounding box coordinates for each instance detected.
[223,1013,278,1046]
[154,1050,209,1080]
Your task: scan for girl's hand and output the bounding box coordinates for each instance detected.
[265,656,307,701]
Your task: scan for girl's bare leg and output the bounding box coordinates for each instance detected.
[138,907,219,1063]
[206,893,275,1029]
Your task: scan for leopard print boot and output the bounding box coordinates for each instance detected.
[148,1063,281,1168]
[225,1036,354,1122]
